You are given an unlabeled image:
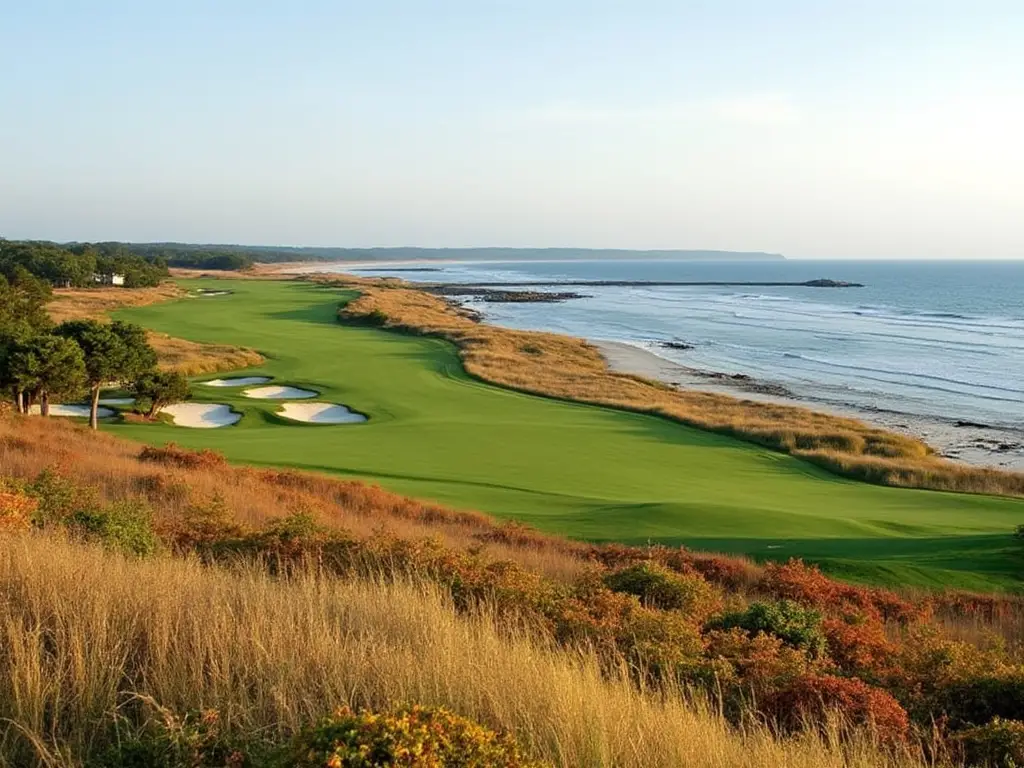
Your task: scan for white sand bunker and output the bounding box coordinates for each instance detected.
[98,397,136,406]
[202,377,272,387]
[278,403,367,424]
[160,403,241,428]
[244,385,317,399]
[28,404,115,418]
[198,290,231,297]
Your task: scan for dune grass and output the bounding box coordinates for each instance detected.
[0,532,940,768]
[89,278,1024,592]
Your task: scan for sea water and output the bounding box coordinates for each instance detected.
[343,260,1024,430]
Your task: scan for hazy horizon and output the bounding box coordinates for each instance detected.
[3,2,1022,260]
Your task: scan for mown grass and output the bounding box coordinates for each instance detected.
[93,278,1024,591]
[338,280,1024,498]
[47,283,265,375]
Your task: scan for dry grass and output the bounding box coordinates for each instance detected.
[46,283,266,376]
[334,280,1024,498]
[0,415,591,582]
[0,532,933,768]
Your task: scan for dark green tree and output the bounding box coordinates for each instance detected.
[132,370,189,418]
[56,320,157,429]
[3,335,87,415]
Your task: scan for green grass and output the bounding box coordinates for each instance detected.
[108,279,1024,592]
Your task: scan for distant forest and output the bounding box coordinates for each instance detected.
[0,240,785,287]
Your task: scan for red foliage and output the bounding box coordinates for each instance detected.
[761,559,921,625]
[763,673,911,745]
[822,617,894,675]
[139,443,227,471]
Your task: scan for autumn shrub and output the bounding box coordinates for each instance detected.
[0,488,35,531]
[956,717,1024,768]
[823,617,894,675]
[287,705,547,768]
[139,442,228,471]
[603,561,722,620]
[762,674,911,746]
[711,600,828,659]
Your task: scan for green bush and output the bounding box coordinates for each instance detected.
[710,600,827,658]
[69,498,160,556]
[958,717,1024,768]
[603,562,720,619]
[287,705,547,767]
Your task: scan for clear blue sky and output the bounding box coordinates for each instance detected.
[2,1,1021,258]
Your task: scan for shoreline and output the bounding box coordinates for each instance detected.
[593,339,1024,472]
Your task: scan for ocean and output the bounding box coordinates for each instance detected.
[337,260,1024,431]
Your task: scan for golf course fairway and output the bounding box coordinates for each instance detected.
[109,279,1024,592]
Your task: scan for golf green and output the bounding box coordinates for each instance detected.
[109,279,1024,591]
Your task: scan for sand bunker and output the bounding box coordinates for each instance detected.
[98,397,136,406]
[244,385,317,399]
[198,290,231,297]
[28,404,115,418]
[277,403,367,424]
[160,403,241,428]
[202,377,272,387]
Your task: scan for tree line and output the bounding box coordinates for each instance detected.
[0,240,169,288]
[0,271,188,427]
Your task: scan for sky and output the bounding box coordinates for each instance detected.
[2,1,1022,258]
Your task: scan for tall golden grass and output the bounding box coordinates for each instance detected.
[0,533,933,768]
[46,283,265,376]
[334,281,1024,498]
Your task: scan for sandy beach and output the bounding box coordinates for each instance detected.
[594,339,1024,472]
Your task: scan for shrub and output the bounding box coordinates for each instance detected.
[99,707,253,767]
[69,498,160,556]
[762,674,910,745]
[24,468,99,525]
[603,562,721,619]
[139,443,227,470]
[710,600,827,658]
[957,717,1024,768]
[287,705,547,767]
[0,489,35,531]
[932,674,1024,729]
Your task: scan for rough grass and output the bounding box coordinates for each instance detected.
[336,280,1024,498]
[0,533,936,768]
[46,283,265,375]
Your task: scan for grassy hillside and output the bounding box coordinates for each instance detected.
[106,279,1024,591]
[4,416,1024,765]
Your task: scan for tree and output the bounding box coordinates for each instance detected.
[56,320,157,429]
[2,335,87,415]
[132,370,189,418]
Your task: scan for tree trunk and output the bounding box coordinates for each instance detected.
[13,389,24,414]
[89,385,101,430]
[40,391,50,417]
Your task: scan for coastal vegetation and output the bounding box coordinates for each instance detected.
[2,416,1024,765]
[97,278,1024,592]
[337,279,1024,499]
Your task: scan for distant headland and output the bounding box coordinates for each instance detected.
[126,243,786,264]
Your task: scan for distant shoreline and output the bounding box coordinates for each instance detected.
[594,339,1024,473]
